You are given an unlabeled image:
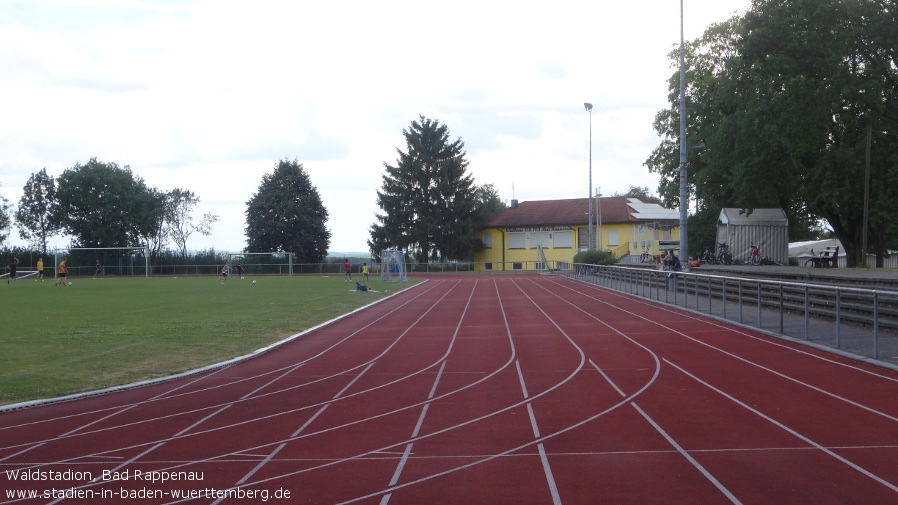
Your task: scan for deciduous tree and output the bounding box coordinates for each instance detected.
[53,158,164,248]
[165,188,220,258]
[15,168,60,254]
[244,158,330,262]
[0,182,11,246]
[646,0,898,264]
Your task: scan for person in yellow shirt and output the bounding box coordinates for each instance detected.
[362,262,369,282]
[36,257,44,282]
[55,260,69,286]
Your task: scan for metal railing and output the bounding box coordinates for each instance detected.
[560,263,898,367]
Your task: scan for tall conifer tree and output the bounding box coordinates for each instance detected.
[370,116,479,262]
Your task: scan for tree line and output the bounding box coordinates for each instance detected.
[1,159,220,264]
[648,0,898,266]
[0,126,503,267]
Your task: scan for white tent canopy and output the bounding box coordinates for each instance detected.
[788,239,844,258]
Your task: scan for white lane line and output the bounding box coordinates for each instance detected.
[214,362,379,503]
[631,402,742,505]
[588,359,626,398]
[2,282,460,473]
[35,276,626,505]
[0,364,239,464]
[199,277,655,504]
[537,443,562,505]
[0,280,443,439]
[380,330,452,504]
[590,353,741,504]
[665,358,898,494]
[3,284,459,505]
[547,275,898,430]
[231,281,468,505]
[517,359,561,504]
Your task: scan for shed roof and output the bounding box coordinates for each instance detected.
[486,197,679,228]
[719,208,788,226]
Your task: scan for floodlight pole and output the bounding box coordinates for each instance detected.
[678,0,690,264]
[595,187,602,251]
[585,102,594,251]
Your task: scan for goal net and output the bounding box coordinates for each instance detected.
[380,250,407,282]
[227,252,294,277]
[54,247,150,278]
[536,245,556,275]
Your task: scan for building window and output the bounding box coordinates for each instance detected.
[530,232,549,249]
[508,233,525,249]
[607,230,619,247]
[484,263,492,270]
[554,231,573,248]
[512,262,523,270]
[483,233,493,248]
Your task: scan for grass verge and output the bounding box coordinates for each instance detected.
[0,274,419,405]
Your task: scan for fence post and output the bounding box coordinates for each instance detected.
[779,282,785,335]
[835,288,841,349]
[803,285,809,341]
[757,280,762,328]
[873,291,879,360]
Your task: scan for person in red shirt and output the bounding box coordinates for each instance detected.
[343,259,352,283]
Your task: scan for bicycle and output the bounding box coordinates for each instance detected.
[716,242,733,266]
[700,245,717,265]
[750,243,762,265]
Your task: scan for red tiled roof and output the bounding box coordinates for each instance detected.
[485,197,675,227]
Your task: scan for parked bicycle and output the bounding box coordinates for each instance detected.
[750,243,762,265]
[700,245,717,265]
[716,242,733,265]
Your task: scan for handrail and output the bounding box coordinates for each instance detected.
[562,263,898,368]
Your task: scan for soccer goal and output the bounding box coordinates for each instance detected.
[54,247,150,278]
[536,245,556,275]
[227,252,294,277]
[380,250,407,282]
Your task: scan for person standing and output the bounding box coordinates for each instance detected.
[219,261,230,284]
[343,258,352,282]
[94,258,101,278]
[36,257,44,282]
[235,263,245,280]
[55,259,69,286]
[8,257,18,285]
[362,262,369,282]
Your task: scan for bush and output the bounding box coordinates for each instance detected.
[573,250,616,266]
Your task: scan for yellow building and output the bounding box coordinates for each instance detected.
[473,197,680,271]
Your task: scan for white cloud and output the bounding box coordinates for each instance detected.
[0,0,749,253]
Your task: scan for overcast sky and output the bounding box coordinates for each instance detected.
[0,0,749,254]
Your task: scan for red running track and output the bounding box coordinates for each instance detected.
[2,275,898,504]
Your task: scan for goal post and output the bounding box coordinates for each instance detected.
[54,247,150,278]
[227,252,294,276]
[536,245,556,275]
[380,250,407,282]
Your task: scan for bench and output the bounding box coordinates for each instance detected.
[805,246,839,268]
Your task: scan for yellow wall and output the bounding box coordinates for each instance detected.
[474,224,680,271]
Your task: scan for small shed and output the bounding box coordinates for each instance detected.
[717,208,789,264]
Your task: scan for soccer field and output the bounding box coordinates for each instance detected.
[0,275,417,406]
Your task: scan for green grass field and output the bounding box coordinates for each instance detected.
[0,274,420,406]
